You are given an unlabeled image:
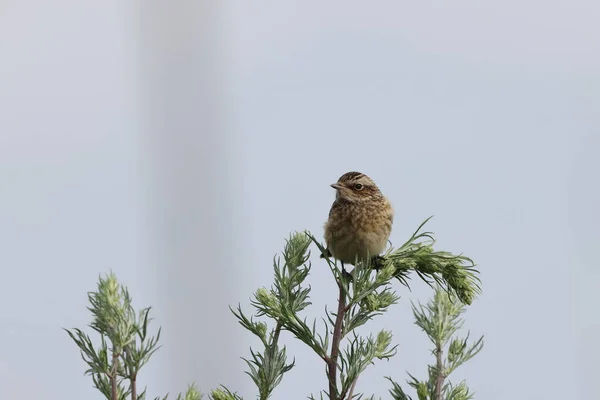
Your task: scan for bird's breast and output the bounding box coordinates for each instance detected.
[324,198,393,264]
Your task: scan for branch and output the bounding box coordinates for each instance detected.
[384,217,481,306]
[346,376,359,400]
[328,280,347,400]
[434,343,445,400]
[131,371,137,400]
[111,350,119,400]
[272,321,283,345]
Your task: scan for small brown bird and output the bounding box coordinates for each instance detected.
[324,171,394,272]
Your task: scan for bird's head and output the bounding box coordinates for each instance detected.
[331,171,381,202]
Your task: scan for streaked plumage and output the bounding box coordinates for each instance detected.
[324,172,394,265]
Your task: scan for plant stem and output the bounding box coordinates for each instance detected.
[434,343,445,400]
[272,321,283,345]
[131,373,137,400]
[111,351,119,400]
[346,376,359,400]
[328,280,347,400]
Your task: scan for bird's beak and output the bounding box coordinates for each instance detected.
[330,183,344,190]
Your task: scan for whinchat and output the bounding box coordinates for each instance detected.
[324,171,394,271]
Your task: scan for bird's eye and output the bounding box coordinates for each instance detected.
[354,183,364,190]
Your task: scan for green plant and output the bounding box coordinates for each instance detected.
[225,217,480,399]
[66,217,482,400]
[64,272,202,400]
[387,288,484,400]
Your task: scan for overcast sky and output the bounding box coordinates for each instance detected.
[1,1,599,399]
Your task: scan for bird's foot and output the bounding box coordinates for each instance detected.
[320,248,332,259]
[341,267,354,282]
[371,255,386,271]
[339,262,354,283]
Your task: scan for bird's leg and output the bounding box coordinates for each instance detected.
[341,262,354,282]
[371,255,386,271]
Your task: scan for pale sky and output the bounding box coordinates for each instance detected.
[1,1,599,399]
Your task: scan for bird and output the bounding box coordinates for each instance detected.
[323,171,394,275]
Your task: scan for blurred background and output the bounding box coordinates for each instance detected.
[1,1,598,399]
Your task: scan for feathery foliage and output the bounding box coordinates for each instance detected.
[65,272,202,400]
[66,218,482,400]
[387,287,484,400]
